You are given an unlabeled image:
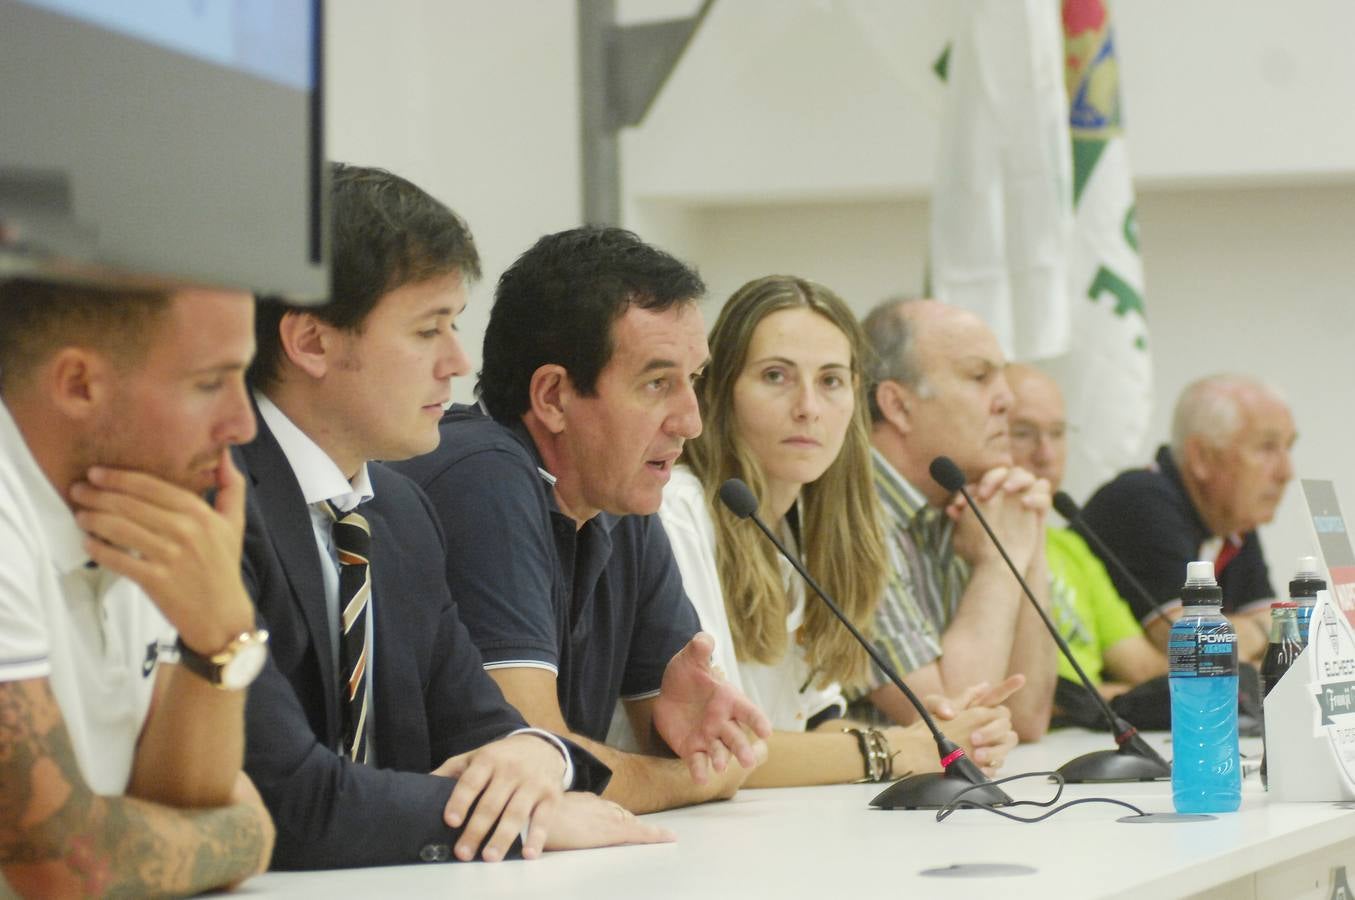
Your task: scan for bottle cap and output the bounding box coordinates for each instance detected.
[1185,560,1216,584]
[1290,555,1328,599]
[1181,560,1223,604]
[1269,600,1298,608]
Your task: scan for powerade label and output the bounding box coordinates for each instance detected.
[1168,625,1238,677]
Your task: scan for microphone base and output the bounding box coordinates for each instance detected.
[1057,746,1171,783]
[869,771,1013,810]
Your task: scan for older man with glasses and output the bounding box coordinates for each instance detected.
[1005,364,1166,718]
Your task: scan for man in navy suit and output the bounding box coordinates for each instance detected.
[239,164,670,869]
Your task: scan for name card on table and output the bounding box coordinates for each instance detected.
[1266,590,1355,800]
[1266,481,1355,800]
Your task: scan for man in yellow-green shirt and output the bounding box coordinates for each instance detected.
[1007,365,1166,701]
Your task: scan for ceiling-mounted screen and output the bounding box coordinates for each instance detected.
[0,0,327,301]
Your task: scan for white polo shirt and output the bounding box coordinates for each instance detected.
[0,401,174,795]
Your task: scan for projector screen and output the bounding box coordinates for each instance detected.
[0,0,327,300]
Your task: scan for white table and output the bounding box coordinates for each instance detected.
[245,730,1355,899]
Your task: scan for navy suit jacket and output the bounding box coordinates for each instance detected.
[237,417,608,869]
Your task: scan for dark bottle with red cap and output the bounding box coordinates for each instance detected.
[1259,600,1302,789]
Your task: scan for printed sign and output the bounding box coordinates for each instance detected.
[1309,590,1355,792]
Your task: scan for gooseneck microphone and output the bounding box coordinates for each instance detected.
[718,478,1012,810]
[1052,491,1174,627]
[929,457,1170,783]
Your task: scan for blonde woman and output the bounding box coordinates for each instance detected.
[663,275,1019,787]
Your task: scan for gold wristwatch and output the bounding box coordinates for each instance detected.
[174,630,270,690]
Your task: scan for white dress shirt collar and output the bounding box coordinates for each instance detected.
[254,392,374,511]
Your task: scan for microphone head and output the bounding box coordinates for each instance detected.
[718,478,759,519]
[1052,491,1082,523]
[928,456,966,493]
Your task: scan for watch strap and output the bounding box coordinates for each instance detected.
[174,635,222,685]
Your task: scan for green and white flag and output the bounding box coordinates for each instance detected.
[926,0,1073,361]
[1043,0,1152,503]
[852,0,1150,499]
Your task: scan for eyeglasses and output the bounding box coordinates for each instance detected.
[1009,423,1071,448]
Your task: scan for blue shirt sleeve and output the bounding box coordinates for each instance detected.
[417,445,562,671]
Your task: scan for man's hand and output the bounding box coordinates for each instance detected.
[652,633,772,784]
[430,733,567,862]
[71,450,255,654]
[538,792,675,855]
[701,743,766,802]
[948,466,1049,572]
[921,673,1024,775]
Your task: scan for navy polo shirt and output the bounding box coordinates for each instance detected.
[391,405,699,742]
[1076,445,1275,622]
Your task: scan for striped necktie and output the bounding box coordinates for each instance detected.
[328,501,372,764]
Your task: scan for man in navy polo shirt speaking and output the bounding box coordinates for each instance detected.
[394,227,771,814]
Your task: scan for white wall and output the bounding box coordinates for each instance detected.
[623,0,1355,202]
[1116,0,1355,187]
[326,0,1355,585]
[1137,184,1355,577]
[326,0,582,401]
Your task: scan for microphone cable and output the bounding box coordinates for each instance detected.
[934,770,1147,824]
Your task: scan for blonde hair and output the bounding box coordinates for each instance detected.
[685,275,888,689]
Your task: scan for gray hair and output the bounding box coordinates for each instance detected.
[1170,374,1287,462]
[863,296,931,423]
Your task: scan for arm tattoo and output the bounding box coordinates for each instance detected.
[0,678,265,896]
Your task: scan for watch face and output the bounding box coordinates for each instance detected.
[221,641,269,690]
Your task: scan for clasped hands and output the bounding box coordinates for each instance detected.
[946,465,1051,573]
[922,674,1024,776]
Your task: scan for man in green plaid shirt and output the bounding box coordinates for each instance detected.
[852,299,1057,743]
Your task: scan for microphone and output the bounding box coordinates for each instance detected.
[930,458,1169,783]
[1052,491,1175,628]
[718,478,1012,810]
[1050,491,1081,523]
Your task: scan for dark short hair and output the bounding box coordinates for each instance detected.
[0,278,170,391]
[250,162,481,388]
[477,226,705,421]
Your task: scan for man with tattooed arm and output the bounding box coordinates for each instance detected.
[0,279,274,896]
